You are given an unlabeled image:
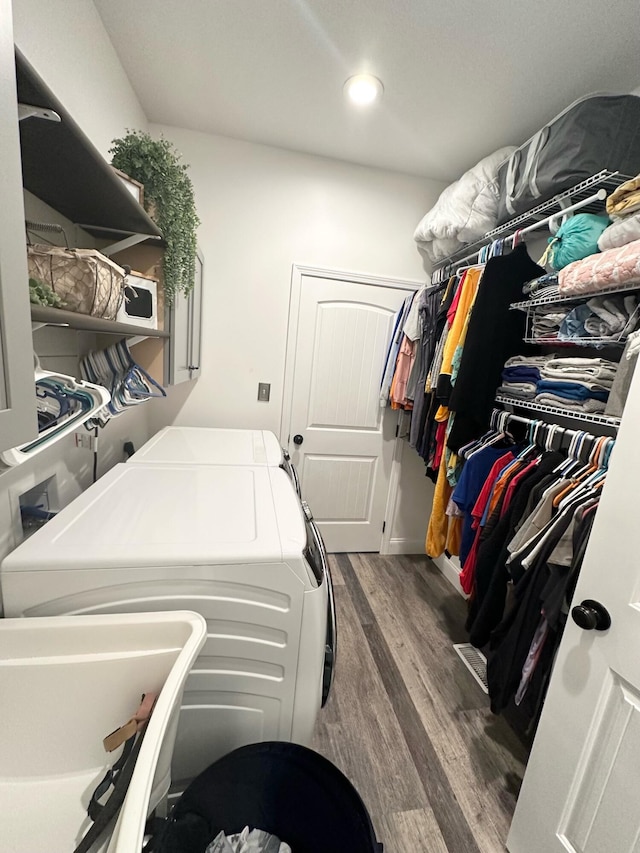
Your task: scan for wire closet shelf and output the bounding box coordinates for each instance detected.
[495,395,621,429]
[510,279,640,311]
[432,170,633,274]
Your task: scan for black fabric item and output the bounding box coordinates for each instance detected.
[419,391,441,473]
[410,285,447,449]
[436,373,453,404]
[153,742,382,853]
[73,728,148,853]
[542,504,597,628]
[516,619,560,726]
[515,507,597,724]
[447,245,544,453]
[487,508,574,714]
[518,473,558,531]
[414,278,457,458]
[467,452,563,646]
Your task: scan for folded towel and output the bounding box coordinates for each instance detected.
[535,393,607,413]
[532,309,568,336]
[586,296,627,335]
[497,383,537,400]
[541,357,618,384]
[505,355,553,368]
[501,366,542,383]
[536,379,610,402]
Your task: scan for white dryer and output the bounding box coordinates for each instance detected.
[1,462,332,790]
[131,426,335,709]
[133,426,301,496]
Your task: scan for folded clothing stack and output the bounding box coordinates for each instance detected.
[531,307,569,341]
[598,210,640,252]
[599,174,640,252]
[498,354,551,400]
[535,357,618,413]
[558,294,640,343]
[522,272,560,299]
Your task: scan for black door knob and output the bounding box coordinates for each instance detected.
[571,599,611,631]
[293,434,304,445]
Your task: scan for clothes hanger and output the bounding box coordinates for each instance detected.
[553,435,608,507]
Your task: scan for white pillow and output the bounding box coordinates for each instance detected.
[414,146,516,245]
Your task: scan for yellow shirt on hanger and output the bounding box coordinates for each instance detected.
[435,267,482,422]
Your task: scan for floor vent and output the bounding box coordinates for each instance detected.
[453,643,489,694]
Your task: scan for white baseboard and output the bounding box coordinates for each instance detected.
[383,537,427,555]
[431,553,467,597]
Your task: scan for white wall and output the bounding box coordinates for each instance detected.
[147,125,444,548]
[12,0,148,159]
[0,0,152,568]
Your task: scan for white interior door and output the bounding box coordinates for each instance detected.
[507,363,640,853]
[284,270,414,552]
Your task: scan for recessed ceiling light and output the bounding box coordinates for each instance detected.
[344,74,384,106]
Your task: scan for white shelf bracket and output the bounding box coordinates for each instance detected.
[18,102,61,123]
[127,335,149,347]
[101,233,160,257]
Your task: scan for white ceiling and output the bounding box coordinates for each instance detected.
[94,0,640,182]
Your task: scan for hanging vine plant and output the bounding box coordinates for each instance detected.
[110,130,200,304]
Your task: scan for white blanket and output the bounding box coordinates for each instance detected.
[414,146,516,256]
[598,211,640,252]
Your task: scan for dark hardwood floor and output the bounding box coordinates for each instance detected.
[312,553,528,853]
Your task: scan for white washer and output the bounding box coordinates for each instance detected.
[1,462,331,790]
[133,426,301,496]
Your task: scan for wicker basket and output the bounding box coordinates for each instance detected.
[27,244,126,320]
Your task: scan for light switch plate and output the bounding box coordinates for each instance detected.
[258,382,271,402]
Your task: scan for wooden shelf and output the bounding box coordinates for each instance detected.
[31,305,170,338]
[16,49,162,240]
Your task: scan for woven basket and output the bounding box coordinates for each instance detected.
[27,245,126,320]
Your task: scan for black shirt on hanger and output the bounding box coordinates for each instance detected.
[447,244,544,452]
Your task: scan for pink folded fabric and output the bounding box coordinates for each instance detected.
[558,238,640,297]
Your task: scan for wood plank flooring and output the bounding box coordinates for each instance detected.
[312,553,528,853]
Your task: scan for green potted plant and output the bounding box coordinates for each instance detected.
[110,130,200,304]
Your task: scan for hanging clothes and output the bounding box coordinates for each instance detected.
[466,449,564,645]
[424,269,483,557]
[447,244,544,452]
[390,335,416,409]
[446,421,613,731]
[379,292,415,408]
[406,285,441,408]
[434,268,482,418]
[410,279,455,452]
[487,499,597,717]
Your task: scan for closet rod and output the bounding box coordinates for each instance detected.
[515,188,607,241]
[442,188,608,272]
[492,407,602,445]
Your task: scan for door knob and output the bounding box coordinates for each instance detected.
[293,434,304,445]
[571,599,611,631]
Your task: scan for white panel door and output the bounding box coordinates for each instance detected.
[286,273,411,552]
[507,363,640,853]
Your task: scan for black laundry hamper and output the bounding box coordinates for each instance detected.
[152,741,383,852]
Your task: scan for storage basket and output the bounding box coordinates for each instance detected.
[27,242,126,320]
